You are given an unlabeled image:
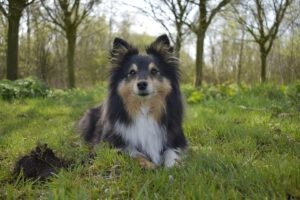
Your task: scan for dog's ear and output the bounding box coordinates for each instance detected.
[113,37,130,50]
[146,34,178,65]
[153,34,171,47]
[110,37,138,66]
[146,34,175,55]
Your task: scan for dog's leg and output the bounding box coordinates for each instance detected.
[135,155,157,169]
[77,106,101,144]
[125,147,156,169]
[163,149,180,168]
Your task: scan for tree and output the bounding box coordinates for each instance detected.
[237,27,245,86]
[41,0,99,88]
[232,0,293,83]
[0,0,34,80]
[0,13,7,78]
[186,0,231,87]
[140,0,192,57]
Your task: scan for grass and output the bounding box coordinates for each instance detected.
[0,84,299,199]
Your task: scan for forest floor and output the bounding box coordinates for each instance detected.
[0,84,299,199]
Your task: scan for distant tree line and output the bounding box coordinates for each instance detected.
[0,0,299,88]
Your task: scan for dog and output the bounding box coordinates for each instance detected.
[78,34,187,168]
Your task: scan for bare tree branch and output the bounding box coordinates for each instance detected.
[74,1,95,27]
[0,2,8,18]
[41,0,65,30]
[255,0,266,39]
[133,0,192,55]
[25,0,35,6]
[207,0,231,28]
[266,0,292,53]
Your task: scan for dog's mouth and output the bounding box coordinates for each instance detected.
[135,91,155,98]
[138,92,150,97]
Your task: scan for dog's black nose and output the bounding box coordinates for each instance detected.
[137,81,148,90]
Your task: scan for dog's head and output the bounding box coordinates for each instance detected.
[109,35,179,101]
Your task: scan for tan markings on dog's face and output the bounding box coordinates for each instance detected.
[117,79,141,118]
[129,63,138,72]
[148,62,160,76]
[148,77,171,121]
[148,62,157,70]
[117,75,172,121]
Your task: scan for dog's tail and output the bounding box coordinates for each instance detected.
[77,105,102,144]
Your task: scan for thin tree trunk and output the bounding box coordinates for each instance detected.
[194,33,205,87]
[237,29,245,86]
[260,45,267,83]
[39,42,48,82]
[209,37,217,84]
[175,32,182,58]
[66,30,76,88]
[194,0,207,88]
[6,9,22,80]
[26,7,31,70]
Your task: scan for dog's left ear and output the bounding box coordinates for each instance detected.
[154,34,171,47]
[110,37,138,66]
[146,34,175,56]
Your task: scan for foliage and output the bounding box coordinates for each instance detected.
[246,83,286,100]
[0,77,52,100]
[286,81,300,111]
[182,84,239,104]
[183,82,300,106]
[186,90,204,104]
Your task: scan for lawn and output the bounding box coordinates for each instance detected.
[0,84,299,199]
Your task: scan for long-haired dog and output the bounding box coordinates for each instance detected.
[78,34,187,168]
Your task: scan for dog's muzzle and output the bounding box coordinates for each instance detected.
[137,81,149,96]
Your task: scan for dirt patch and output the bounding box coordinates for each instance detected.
[13,144,72,180]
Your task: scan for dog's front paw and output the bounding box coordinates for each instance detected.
[136,156,157,169]
[163,149,180,168]
[164,158,179,168]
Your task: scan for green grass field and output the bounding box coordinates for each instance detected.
[0,84,299,199]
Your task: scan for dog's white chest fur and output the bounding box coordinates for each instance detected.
[115,107,165,164]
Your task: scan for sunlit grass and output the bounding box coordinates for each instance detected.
[0,84,299,199]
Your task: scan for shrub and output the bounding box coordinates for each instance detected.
[0,77,52,100]
[248,84,285,100]
[286,81,300,111]
[181,85,197,98]
[182,84,238,104]
[187,90,204,104]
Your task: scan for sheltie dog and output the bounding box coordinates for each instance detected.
[78,34,187,168]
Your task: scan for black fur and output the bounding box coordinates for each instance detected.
[80,106,102,143]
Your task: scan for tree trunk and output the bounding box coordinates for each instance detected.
[237,29,245,86]
[175,32,182,58]
[26,7,31,70]
[194,33,205,88]
[66,29,76,88]
[6,7,22,80]
[194,0,207,88]
[259,45,267,83]
[38,43,49,82]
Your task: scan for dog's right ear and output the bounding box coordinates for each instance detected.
[113,38,130,50]
[110,38,138,66]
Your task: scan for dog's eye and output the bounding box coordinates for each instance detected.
[128,70,136,76]
[151,68,159,75]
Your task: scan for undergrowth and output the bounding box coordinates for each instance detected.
[0,80,299,199]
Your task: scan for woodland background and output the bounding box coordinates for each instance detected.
[0,1,300,199]
[0,0,299,89]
